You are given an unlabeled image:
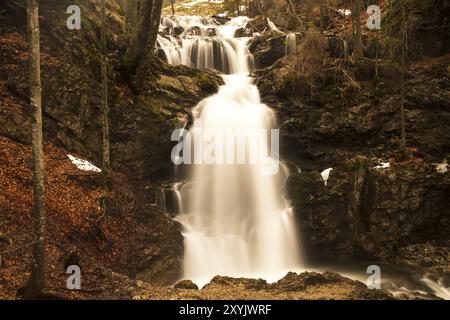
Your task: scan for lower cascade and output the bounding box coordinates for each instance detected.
[158,16,302,285]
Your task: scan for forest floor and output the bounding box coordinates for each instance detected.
[0,136,392,300]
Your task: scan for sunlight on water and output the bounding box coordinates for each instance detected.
[160,16,302,286]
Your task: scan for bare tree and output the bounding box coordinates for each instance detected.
[353,0,363,58]
[171,0,175,15]
[22,0,46,299]
[400,1,408,159]
[125,0,139,28]
[319,0,325,32]
[101,0,110,212]
[123,0,163,90]
[124,0,156,70]
[286,0,304,29]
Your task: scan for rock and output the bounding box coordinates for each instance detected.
[173,26,184,36]
[249,33,286,69]
[204,276,268,291]
[234,27,252,38]
[174,280,199,290]
[288,156,450,260]
[0,0,223,181]
[199,272,392,300]
[327,36,346,58]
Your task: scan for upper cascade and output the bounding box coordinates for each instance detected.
[157,15,254,74]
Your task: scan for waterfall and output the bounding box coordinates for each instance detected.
[157,16,254,74]
[159,16,302,286]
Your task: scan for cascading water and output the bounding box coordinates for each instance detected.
[285,33,297,55]
[155,15,450,300]
[158,16,302,286]
[158,16,254,74]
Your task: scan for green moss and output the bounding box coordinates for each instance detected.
[195,72,218,93]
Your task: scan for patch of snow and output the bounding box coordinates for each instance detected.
[67,154,101,173]
[436,161,448,174]
[374,162,390,170]
[338,9,352,16]
[267,18,282,33]
[182,0,223,7]
[217,11,228,18]
[321,168,333,186]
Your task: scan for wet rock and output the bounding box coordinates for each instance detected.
[173,26,184,36]
[234,27,252,38]
[175,280,199,290]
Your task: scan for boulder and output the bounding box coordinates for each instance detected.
[174,280,199,290]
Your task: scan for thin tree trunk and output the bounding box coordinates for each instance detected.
[400,3,408,159]
[320,0,325,32]
[147,0,163,53]
[136,0,163,89]
[171,0,175,15]
[374,30,379,91]
[287,0,304,30]
[126,0,138,28]
[101,0,110,212]
[23,0,46,299]
[353,0,363,58]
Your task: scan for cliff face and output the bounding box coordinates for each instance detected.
[248,7,450,271]
[1,0,449,299]
[0,0,222,181]
[0,0,224,290]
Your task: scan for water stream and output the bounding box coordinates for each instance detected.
[158,15,301,286]
[156,15,449,298]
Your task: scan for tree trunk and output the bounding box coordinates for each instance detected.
[287,0,304,30]
[319,0,325,32]
[374,30,379,92]
[123,0,155,72]
[146,0,163,55]
[23,0,46,299]
[125,0,139,28]
[171,0,175,15]
[136,0,163,89]
[101,0,110,211]
[400,2,408,159]
[353,0,363,58]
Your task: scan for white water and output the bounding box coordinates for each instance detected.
[159,16,302,286]
[285,33,297,55]
[158,16,254,74]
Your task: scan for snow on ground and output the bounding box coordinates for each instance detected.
[67,154,101,173]
[338,9,352,16]
[374,162,390,170]
[435,161,448,174]
[321,168,333,186]
[182,0,223,8]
